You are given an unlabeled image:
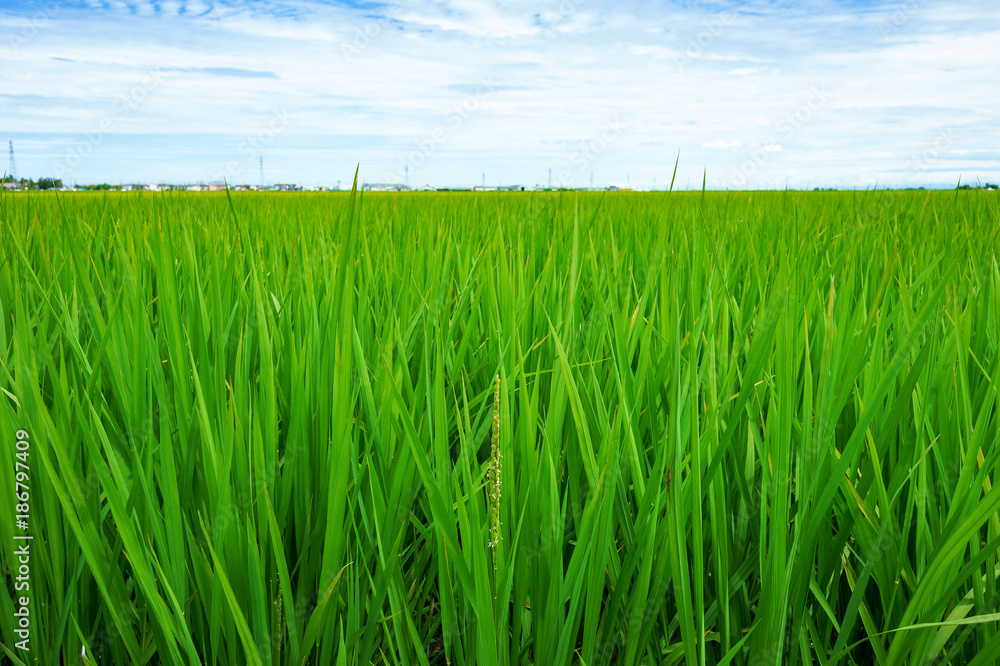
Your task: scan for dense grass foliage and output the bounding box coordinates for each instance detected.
[2,187,1000,665]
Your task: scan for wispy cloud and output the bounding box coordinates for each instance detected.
[168,66,279,78]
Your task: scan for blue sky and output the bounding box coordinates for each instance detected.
[1,0,997,189]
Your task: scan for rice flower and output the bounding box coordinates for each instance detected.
[488,374,502,565]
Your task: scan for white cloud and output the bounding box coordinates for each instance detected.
[0,0,997,188]
[703,139,743,150]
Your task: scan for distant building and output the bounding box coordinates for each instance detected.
[207,182,226,191]
[187,184,205,192]
[2,181,18,190]
[272,183,300,191]
[363,183,408,192]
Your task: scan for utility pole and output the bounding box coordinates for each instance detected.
[8,141,18,184]
[548,168,552,189]
[259,157,264,190]
[405,164,409,188]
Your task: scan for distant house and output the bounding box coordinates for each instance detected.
[363,183,408,192]
[187,184,205,192]
[207,182,226,191]
[2,182,18,190]
[273,183,300,191]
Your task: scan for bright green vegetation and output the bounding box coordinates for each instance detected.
[2,186,999,665]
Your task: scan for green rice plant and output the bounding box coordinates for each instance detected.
[0,184,999,665]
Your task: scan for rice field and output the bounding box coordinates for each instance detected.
[2,184,1000,665]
